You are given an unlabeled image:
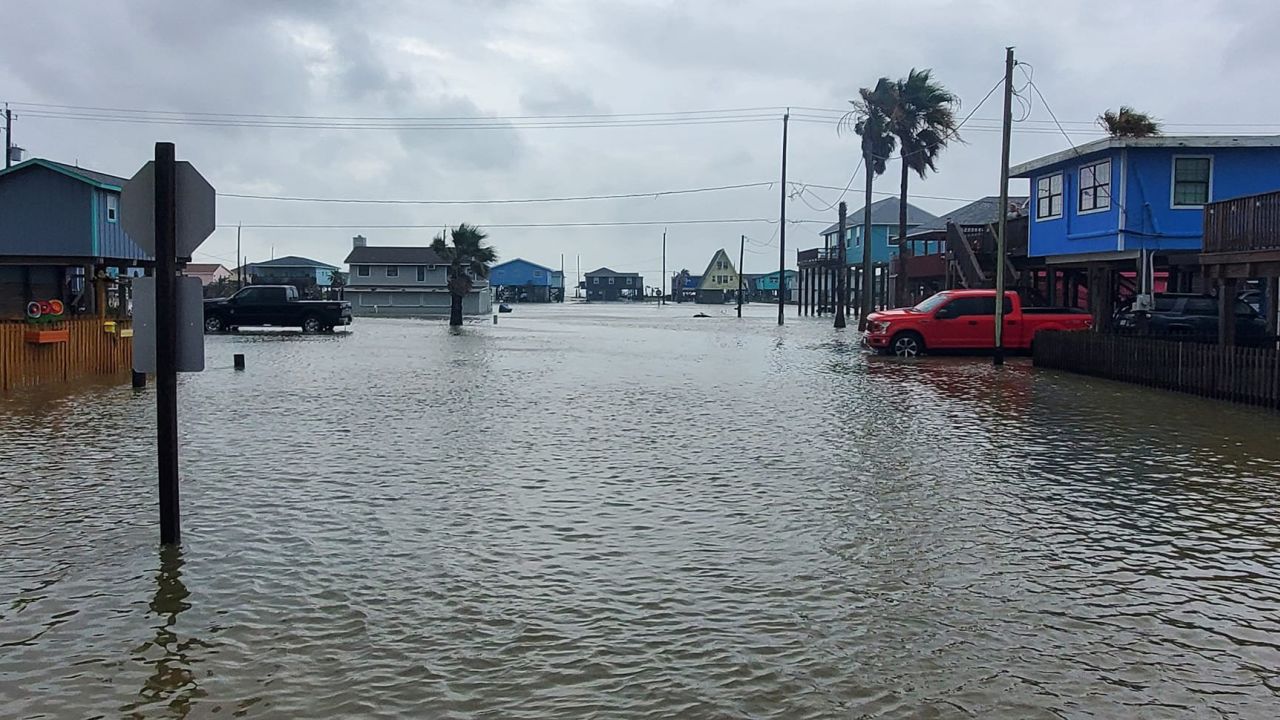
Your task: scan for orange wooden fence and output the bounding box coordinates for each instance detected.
[0,319,134,391]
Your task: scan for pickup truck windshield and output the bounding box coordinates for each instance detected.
[912,293,952,313]
[234,287,290,303]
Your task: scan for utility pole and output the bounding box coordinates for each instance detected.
[859,134,875,331]
[4,104,12,169]
[737,234,745,318]
[560,253,565,302]
[576,254,581,299]
[236,223,242,290]
[993,47,1016,367]
[661,229,667,305]
[777,109,789,326]
[835,202,847,328]
[154,142,180,546]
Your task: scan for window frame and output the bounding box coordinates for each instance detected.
[356,265,370,277]
[1171,155,1213,209]
[1036,172,1064,221]
[1077,159,1112,215]
[608,277,615,285]
[106,194,119,223]
[385,265,399,278]
[416,266,426,282]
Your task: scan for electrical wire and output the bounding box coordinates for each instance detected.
[219,181,774,205]
[1026,80,1082,155]
[216,217,832,230]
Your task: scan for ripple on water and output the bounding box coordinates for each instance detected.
[2,304,1279,719]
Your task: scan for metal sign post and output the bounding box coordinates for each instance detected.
[122,144,216,546]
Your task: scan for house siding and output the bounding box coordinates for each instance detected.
[348,264,449,287]
[92,188,148,261]
[0,165,93,258]
[489,259,554,287]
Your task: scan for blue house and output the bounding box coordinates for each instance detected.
[488,258,561,302]
[818,197,938,265]
[752,269,798,302]
[247,256,340,287]
[0,158,150,318]
[1011,135,1280,271]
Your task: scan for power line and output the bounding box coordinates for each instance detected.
[1024,79,1081,155]
[216,217,831,230]
[219,181,774,205]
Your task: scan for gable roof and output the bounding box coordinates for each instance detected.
[491,257,555,273]
[585,266,641,277]
[345,246,447,265]
[1010,134,1280,177]
[0,158,128,190]
[819,197,938,236]
[904,196,1031,238]
[698,249,736,277]
[250,255,339,270]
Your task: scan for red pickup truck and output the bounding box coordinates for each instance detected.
[864,289,1092,356]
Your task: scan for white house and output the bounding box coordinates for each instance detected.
[343,236,492,317]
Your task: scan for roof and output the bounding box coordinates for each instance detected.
[1011,135,1280,177]
[250,255,340,269]
[819,197,938,236]
[185,263,227,273]
[584,266,641,277]
[699,249,735,279]
[344,246,446,265]
[0,158,128,190]
[491,257,555,273]
[904,196,1030,238]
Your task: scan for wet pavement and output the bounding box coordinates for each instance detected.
[2,302,1279,718]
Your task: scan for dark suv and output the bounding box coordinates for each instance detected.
[1115,293,1269,342]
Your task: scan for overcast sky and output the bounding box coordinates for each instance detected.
[4,0,1279,283]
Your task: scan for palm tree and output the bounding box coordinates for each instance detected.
[844,78,898,330]
[883,69,960,306]
[1098,106,1161,137]
[430,223,498,326]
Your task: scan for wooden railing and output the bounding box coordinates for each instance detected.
[1034,330,1280,410]
[0,319,134,391]
[1203,190,1280,254]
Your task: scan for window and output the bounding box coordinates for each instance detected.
[1172,157,1212,207]
[357,265,370,277]
[1184,298,1217,316]
[386,265,399,277]
[593,278,599,285]
[625,278,632,285]
[1037,173,1064,220]
[608,277,615,285]
[534,270,543,277]
[1078,159,1111,213]
[106,195,118,223]
[417,266,425,282]
[940,296,1014,316]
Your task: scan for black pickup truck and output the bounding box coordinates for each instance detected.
[203,285,352,333]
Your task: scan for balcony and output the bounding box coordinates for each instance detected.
[900,253,948,278]
[1203,190,1280,254]
[797,247,840,264]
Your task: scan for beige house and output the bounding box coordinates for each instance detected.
[696,249,739,303]
[185,263,232,286]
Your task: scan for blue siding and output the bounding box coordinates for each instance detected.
[841,225,903,264]
[0,165,93,257]
[1026,145,1280,258]
[93,188,149,261]
[489,258,554,287]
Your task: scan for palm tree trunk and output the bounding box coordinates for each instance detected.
[896,158,910,308]
[449,293,463,326]
[859,141,875,332]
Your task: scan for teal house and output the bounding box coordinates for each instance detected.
[818,197,937,264]
[752,269,798,302]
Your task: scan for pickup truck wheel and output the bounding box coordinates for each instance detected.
[890,331,924,358]
[301,315,323,333]
[204,315,225,333]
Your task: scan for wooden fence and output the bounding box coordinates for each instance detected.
[0,319,134,391]
[1033,331,1280,410]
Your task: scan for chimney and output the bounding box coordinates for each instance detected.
[353,234,367,248]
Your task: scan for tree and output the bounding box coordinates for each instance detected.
[1098,106,1161,137]
[883,69,960,306]
[430,223,498,326]
[844,78,898,328]
[328,269,347,300]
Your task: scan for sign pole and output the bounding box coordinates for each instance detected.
[155,142,180,545]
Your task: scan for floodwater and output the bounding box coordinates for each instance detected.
[2,302,1279,719]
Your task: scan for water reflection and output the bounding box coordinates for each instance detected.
[120,546,209,718]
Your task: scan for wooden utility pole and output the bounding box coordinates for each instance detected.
[835,202,847,328]
[236,223,242,290]
[777,109,789,326]
[859,137,875,331]
[661,230,667,305]
[737,234,745,317]
[3,104,12,169]
[993,47,1016,366]
[154,142,180,546]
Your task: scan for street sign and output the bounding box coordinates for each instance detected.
[121,161,216,258]
[132,276,206,373]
